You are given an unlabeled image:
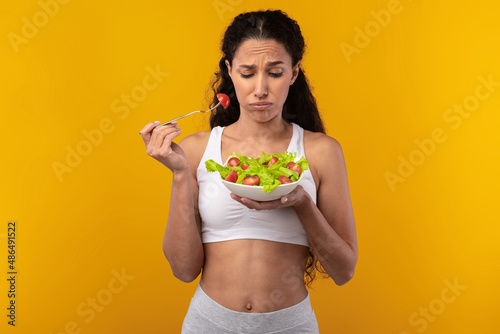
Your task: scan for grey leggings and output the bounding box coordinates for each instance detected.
[181,283,319,334]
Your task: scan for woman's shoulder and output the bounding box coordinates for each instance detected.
[303,130,345,172]
[179,130,212,164]
[303,130,343,155]
[180,130,211,145]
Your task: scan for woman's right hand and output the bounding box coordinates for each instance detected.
[139,121,188,172]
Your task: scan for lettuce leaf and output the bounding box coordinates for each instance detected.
[205,159,231,179]
[296,156,309,170]
[263,179,282,193]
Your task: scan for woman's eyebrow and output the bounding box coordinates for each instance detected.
[267,61,284,66]
[239,64,256,69]
[238,61,285,69]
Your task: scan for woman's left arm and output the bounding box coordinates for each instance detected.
[293,135,358,285]
[231,135,358,285]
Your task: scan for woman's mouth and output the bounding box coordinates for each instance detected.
[249,102,272,110]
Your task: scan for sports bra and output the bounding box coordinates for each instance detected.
[196,122,317,247]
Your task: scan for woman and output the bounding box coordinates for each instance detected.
[140,10,357,333]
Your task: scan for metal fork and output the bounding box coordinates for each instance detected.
[138,101,221,135]
[154,101,222,129]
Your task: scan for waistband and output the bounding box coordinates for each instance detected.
[191,283,316,333]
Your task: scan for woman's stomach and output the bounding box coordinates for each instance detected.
[200,239,310,313]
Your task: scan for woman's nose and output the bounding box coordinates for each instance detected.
[254,74,268,98]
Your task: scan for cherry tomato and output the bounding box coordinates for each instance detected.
[241,164,250,170]
[242,175,260,186]
[286,162,303,176]
[217,93,230,109]
[278,175,293,184]
[267,157,279,167]
[227,157,240,167]
[224,170,238,183]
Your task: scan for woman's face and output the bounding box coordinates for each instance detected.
[226,39,300,123]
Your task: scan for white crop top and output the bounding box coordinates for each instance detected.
[196,122,317,247]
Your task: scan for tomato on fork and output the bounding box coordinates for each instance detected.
[217,93,230,109]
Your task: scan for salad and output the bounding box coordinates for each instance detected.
[205,151,309,193]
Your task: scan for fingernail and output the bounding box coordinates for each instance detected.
[282,197,288,203]
[155,121,160,124]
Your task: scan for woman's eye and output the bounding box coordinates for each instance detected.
[239,72,283,78]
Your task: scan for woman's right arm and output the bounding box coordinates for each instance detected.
[140,121,205,282]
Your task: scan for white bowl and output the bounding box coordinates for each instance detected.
[221,174,304,202]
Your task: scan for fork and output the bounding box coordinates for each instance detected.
[139,93,229,135]
[153,102,222,130]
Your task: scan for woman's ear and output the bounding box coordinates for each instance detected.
[290,61,301,85]
[225,59,232,78]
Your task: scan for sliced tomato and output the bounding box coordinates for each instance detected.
[286,161,303,176]
[278,175,293,184]
[267,157,279,167]
[242,175,260,186]
[227,157,240,167]
[224,170,238,183]
[241,164,250,170]
[217,93,230,109]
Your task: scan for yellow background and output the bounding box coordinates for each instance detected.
[1,0,499,333]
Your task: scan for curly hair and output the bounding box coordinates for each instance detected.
[208,10,328,285]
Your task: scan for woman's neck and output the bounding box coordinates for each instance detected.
[229,114,290,143]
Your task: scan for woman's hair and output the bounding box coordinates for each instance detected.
[209,9,325,135]
[209,9,327,285]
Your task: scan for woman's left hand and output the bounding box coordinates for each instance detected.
[230,185,310,210]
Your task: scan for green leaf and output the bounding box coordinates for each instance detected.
[205,159,231,179]
[263,179,282,193]
[258,151,273,164]
[296,156,309,170]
